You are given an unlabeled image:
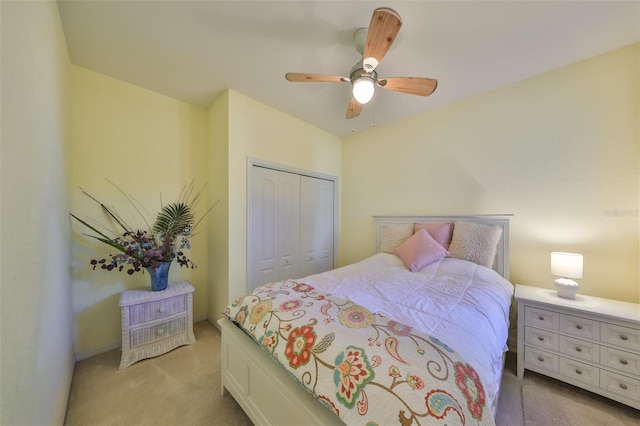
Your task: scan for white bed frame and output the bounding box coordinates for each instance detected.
[219,214,513,426]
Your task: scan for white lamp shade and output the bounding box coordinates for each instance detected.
[551,252,583,279]
[352,76,375,104]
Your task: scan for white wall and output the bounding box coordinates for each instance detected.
[342,44,639,303]
[0,1,74,424]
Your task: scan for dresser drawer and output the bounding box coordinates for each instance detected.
[600,370,640,402]
[601,323,640,353]
[559,357,599,387]
[525,306,559,331]
[560,314,599,340]
[524,326,558,351]
[129,295,187,325]
[130,315,188,348]
[525,346,558,373]
[559,335,600,363]
[600,346,640,377]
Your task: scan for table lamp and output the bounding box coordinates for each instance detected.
[551,252,583,299]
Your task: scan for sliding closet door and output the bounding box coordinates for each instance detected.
[276,171,301,280]
[250,167,300,290]
[249,163,336,292]
[299,176,334,277]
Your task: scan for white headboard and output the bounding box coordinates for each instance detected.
[373,215,513,280]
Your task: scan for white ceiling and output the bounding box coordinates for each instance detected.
[57,1,640,138]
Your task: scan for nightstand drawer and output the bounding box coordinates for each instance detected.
[601,323,640,353]
[130,315,188,348]
[525,346,558,373]
[525,306,559,331]
[559,335,600,363]
[600,346,640,377]
[524,326,558,351]
[560,314,599,340]
[600,370,640,402]
[129,295,187,325]
[559,357,599,387]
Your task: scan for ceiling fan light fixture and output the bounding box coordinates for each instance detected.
[352,76,375,104]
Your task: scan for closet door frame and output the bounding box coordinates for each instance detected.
[247,157,339,292]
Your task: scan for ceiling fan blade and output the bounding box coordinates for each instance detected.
[285,73,347,83]
[377,77,438,96]
[345,98,362,119]
[362,8,402,72]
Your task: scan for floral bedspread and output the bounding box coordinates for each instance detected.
[224,280,495,426]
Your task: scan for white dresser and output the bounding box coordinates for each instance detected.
[119,281,196,369]
[515,284,640,409]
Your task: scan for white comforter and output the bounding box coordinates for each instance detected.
[303,253,514,409]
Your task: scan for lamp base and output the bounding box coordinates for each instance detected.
[554,278,579,299]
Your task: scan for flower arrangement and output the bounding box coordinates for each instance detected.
[71,181,213,275]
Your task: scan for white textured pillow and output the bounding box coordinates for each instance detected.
[448,221,503,268]
[378,224,413,253]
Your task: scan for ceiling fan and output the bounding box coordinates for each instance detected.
[285,7,438,119]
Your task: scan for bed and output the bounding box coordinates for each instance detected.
[218,214,514,425]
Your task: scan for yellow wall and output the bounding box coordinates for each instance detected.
[342,43,639,303]
[69,66,209,355]
[207,90,342,321]
[207,91,230,325]
[0,1,74,424]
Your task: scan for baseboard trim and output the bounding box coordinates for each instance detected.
[74,341,121,361]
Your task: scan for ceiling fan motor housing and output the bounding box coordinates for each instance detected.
[349,64,377,83]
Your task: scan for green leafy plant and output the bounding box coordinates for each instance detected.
[71,181,214,275]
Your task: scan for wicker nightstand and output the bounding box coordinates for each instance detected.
[119,281,196,369]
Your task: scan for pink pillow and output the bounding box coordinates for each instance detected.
[395,228,450,272]
[414,222,454,249]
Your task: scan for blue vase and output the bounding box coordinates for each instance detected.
[146,261,171,291]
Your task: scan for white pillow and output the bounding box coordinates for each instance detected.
[448,221,502,268]
[378,224,413,253]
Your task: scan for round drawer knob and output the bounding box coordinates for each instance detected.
[538,356,544,362]
[538,316,544,321]
[620,383,628,390]
[575,369,582,375]
[158,307,165,313]
[575,347,583,352]
[575,325,583,330]
[620,359,628,365]
[620,334,629,341]
[538,336,544,341]
[156,328,165,336]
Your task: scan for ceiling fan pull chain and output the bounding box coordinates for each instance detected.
[371,104,376,128]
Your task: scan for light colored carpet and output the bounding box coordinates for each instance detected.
[522,384,633,426]
[65,321,640,426]
[64,321,252,426]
